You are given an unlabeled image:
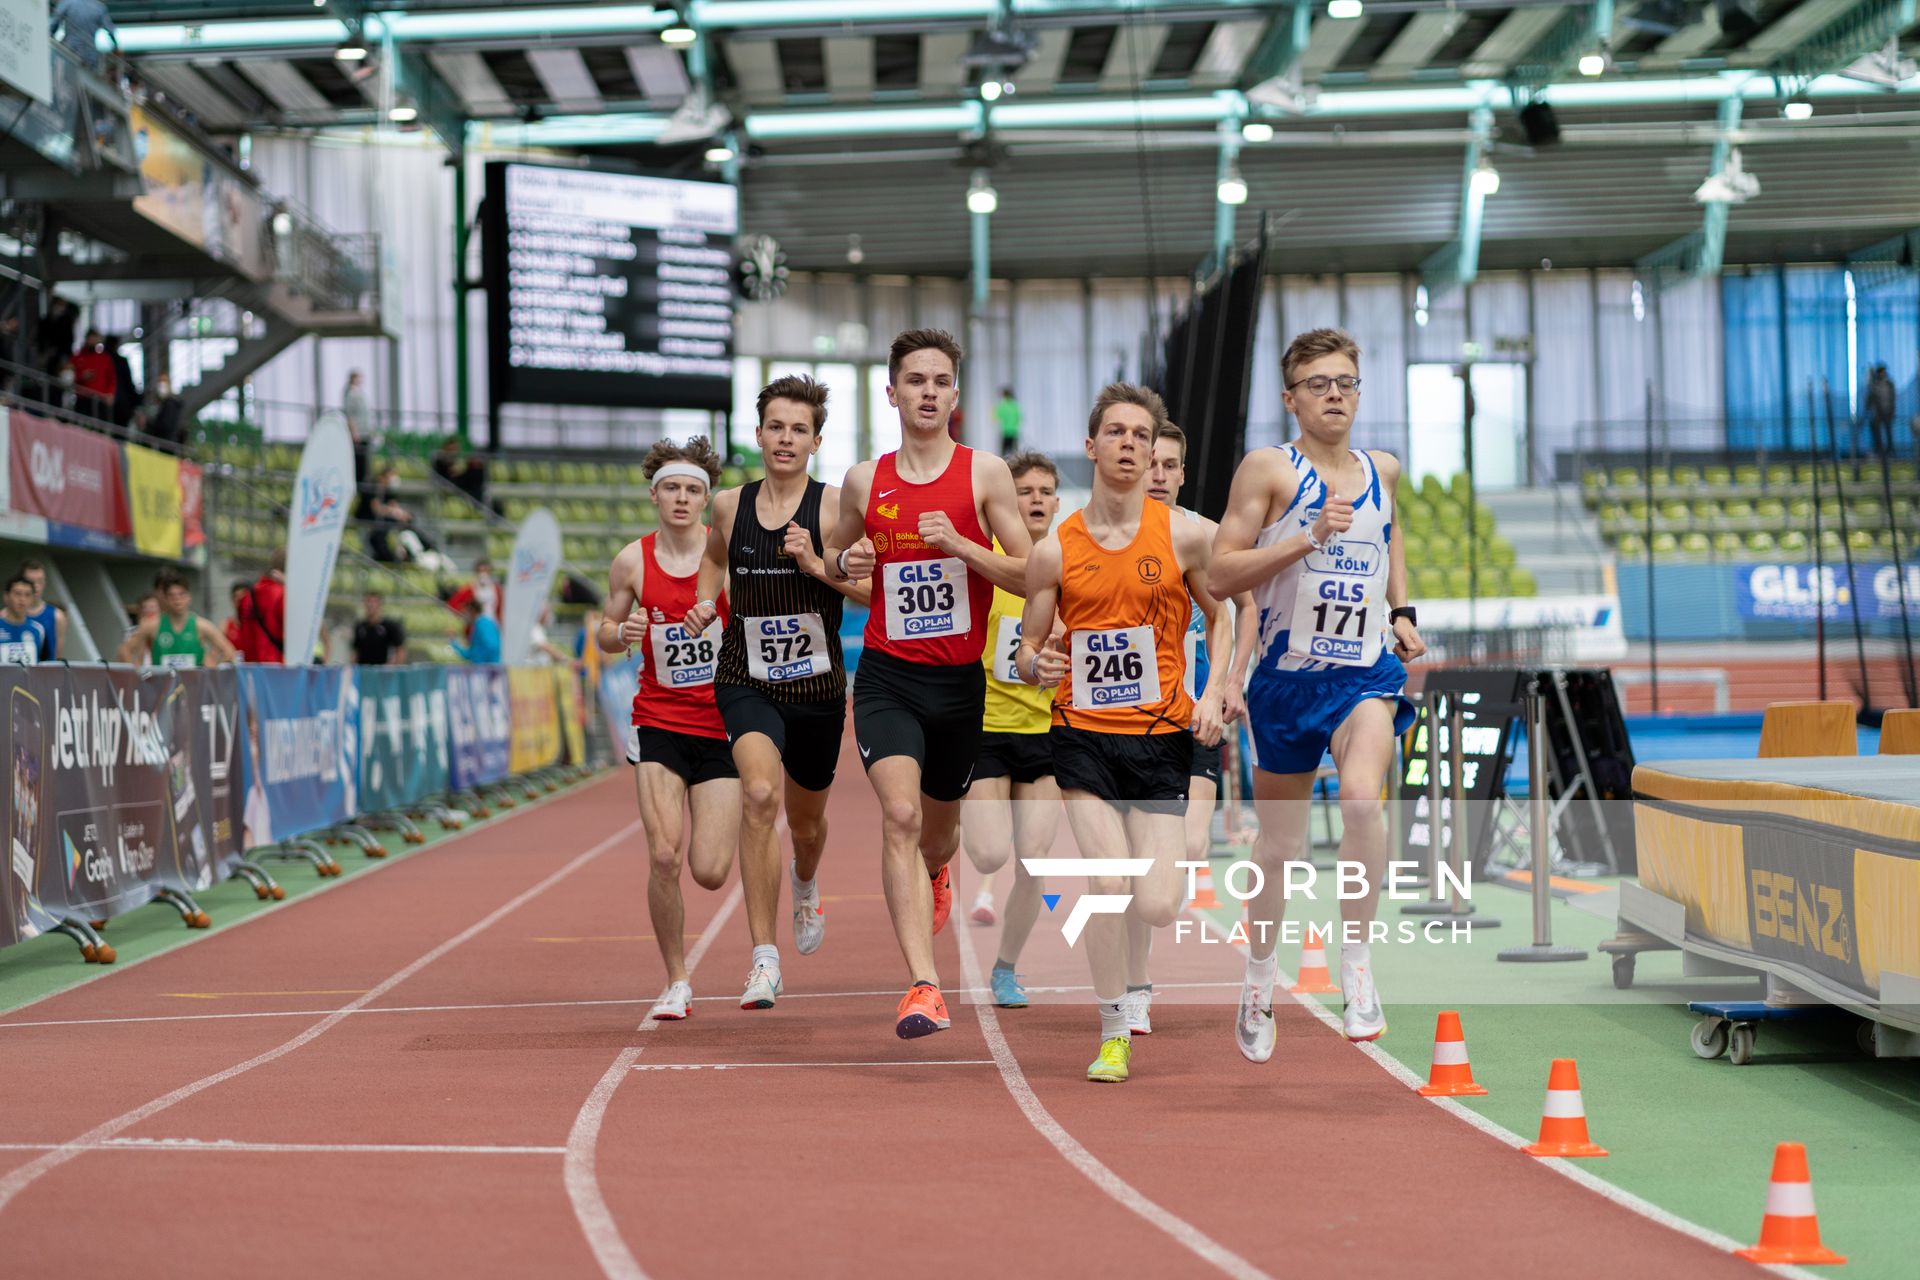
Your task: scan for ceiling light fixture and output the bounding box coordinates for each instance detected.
[980,79,1002,102]
[705,144,735,162]
[1217,163,1248,205]
[967,173,998,215]
[1328,0,1363,18]
[388,104,417,122]
[334,42,367,60]
[660,24,696,45]
[1577,52,1606,76]
[1782,99,1813,120]
[1470,156,1500,196]
[1241,120,1274,142]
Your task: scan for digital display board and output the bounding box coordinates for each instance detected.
[483,161,737,411]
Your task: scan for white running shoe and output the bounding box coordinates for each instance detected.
[1341,959,1387,1041]
[648,980,693,1021]
[1123,988,1153,1035]
[1235,979,1276,1063]
[740,963,783,1010]
[792,894,825,956]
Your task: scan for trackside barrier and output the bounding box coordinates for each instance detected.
[0,662,594,965]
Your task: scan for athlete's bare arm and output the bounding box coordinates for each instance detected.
[1208,450,1302,598]
[797,485,872,608]
[598,540,648,654]
[1370,452,1427,662]
[822,460,877,583]
[1014,532,1066,688]
[1174,515,1227,746]
[115,616,158,664]
[1226,588,1257,721]
[685,490,737,633]
[198,616,238,664]
[921,452,1029,595]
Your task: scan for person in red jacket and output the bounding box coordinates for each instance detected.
[69,330,117,419]
[238,550,287,663]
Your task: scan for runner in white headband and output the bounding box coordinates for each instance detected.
[650,461,713,490]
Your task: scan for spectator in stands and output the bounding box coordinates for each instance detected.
[0,576,44,665]
[431,435,498,514]
[118,569,236,667]
[32,297,76,405]
[356,464,419,563]
[343,370,372,486]
[139,374,186,448]
[70,330,116,419]
[50,0,116,72]
[445,558,500,632]
[352,592,406,665]
[223,580,249,652]
[108,336,138,428]
[238,549,287,663]
[17,560,64,659]
[995,386,1022,454]
[451,596,499,664]
[1863,364,1896,459]
[527,604,572,667]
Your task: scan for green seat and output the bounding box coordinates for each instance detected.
[1616,533,1646,558]
[1444,566,1472,597]
[1703,466,1732,488]
[1610,466,1641,492]
[1582,470,1606,492]
[1670,465,1701,490]
[1507,567,1537,596]
[1848,529,1875,552]
[1776,530,1809,556]
[1733,465,1761,487]
[1651,532,1679,556]
[1487,537,1517,568]
[1745,531,1776,553]
[1752,498,1783,522]
[1413,566,1447,598]
[1680,532,1710,556]
[1712,532,1742,557]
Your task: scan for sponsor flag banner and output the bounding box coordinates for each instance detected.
[508,667,561,774]
[500,509,561,667]
[359,667,451,813]
[283,411,354,667]
[6,409,129,536]
[552,667,588,766]
[238,666,358,847]
[596,656,638,764]
[171,666,242,889]
[446,666,510,789]
[124,442,185,559]
[179,460,206,548]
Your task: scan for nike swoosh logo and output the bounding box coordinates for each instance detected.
[878,489,897,498]
[859,743,871,758]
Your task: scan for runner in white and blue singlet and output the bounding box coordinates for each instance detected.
[1210,327,1427,1062]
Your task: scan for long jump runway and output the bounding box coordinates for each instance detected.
[0,743,1775,1278]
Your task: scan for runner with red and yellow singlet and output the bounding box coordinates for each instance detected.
[597,437,741,1024]
[1017,383,1218,1083]
[822,328,1032,1039]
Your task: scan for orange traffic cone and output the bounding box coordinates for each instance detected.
[1417,1011,1487,1097]
[1189,860,1221,909]
[1522,1058,1607,1157]
[1289,924,1339,994]
[1735,1143,1846,1265]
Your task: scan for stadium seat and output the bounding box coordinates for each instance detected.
[1507,567,1537,596]
[1745,531,1776,553]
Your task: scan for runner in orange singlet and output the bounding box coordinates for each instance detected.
[1017,383,1219,1083]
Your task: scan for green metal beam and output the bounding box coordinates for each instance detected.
[1237,1,1312,92]
[1511,0,1614,89]
[1418,106,1494,300]
[1635,93,1741,287]
[333,0,467,160]
[1773,0,1918,97]
[1845,226,1920,293]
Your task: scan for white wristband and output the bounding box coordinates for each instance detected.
[834,547,850,578]
[1305,527,1324,552]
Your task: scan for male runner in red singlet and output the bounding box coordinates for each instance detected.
[821,328,1033,1039]
[598,438,740,1022]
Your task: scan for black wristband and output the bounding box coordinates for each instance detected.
[1389,606,1417,627]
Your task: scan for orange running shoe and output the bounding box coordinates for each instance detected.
[930,864,954,935]
[895,983,951,1039]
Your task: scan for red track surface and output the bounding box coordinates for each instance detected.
[0,750,1771,1277]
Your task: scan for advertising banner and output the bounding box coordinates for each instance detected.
[130,104,211,252]
[553,668,588,766]
[1734,561,1920,623]
[170,665,241,889]
[359,667,451,814]
[237,666,358,848]
[446,666,510,789]
[124,442,184,560]
[282,411,354,666]
[179,459,205,549]
[6,409,129,536]
[500,509,561,667]
[508,667,560,774]
[0,0,52,105]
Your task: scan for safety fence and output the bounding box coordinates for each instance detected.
[1,661,606,963]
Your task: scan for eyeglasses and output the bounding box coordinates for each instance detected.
[1286,375,1362,396]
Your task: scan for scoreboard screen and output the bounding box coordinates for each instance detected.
[483,161,737,411]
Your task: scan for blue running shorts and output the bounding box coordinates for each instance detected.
[1245,652,1416,775]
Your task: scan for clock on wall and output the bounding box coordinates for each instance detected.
[737,233,790,301]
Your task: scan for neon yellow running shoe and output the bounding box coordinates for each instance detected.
[1086,1036,1132,1083]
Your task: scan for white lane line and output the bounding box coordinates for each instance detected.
[0,1140,563,1156]
[0,817,643,1219]
[0,981,1255,1033]
[632,1060,993,1071]
[564,883,741,1280]
[0,770,618,1024]
[956,909,1275,1280]
[1181,908,1818,1280]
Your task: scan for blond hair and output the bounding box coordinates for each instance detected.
[1281,328,1362,385]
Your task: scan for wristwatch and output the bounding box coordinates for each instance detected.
[1389,606,1418,627]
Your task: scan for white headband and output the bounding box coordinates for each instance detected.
[650,462,712,490]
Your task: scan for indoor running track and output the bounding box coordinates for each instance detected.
[0,745,1782,1278]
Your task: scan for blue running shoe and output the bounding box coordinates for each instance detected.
[991,966,1029,1009]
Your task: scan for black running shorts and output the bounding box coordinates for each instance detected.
[1049,723,1191,816]
[713,682,845,793]
[628,725,738,787]
[1189,736,1223,786]
[973,730,1053,786]
[852,647,985,803]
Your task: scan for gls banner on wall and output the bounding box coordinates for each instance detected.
[1735,562,1920,622]
[238,666,358,848]
[359,667,450,814]
[282,412,355,666]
